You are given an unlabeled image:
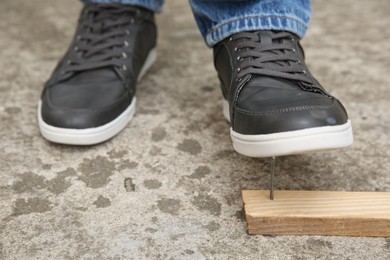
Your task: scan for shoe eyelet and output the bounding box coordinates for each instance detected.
[297,60,301,64]
[302,70,307,75]
[123,41,129,47]
[74,46,79,52]
[121,65,127,71]
[66,60,71,65]
[292,48,296,53]
[236,56,241,61]
[130,18,135,24]
[237,68,241,72]
[229,37,233,42]
[125,29,130,35]
[76,35,82,41]
[122,52,127,59]
[234,47,238,52]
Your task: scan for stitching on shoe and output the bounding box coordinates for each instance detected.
[233,100,338,116]
[45,89,130,113]
[232,74,251,127]
[233,74,252,107]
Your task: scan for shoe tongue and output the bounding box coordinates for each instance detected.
[90,21,105,34]
[257,31,273,44]
[66,68,118,84]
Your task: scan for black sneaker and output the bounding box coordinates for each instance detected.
[213,31,353,157]
[38,4,157,145]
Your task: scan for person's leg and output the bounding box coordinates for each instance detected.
[189,0,353,157]
[189,0,310,47]
[38,1,161,145]
[82,0,164,12]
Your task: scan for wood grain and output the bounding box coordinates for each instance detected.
[242,190,390,236]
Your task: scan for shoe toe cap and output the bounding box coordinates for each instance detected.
[233,92,349,135]
[40,87,131,129]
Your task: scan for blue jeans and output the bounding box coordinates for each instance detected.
[82,0,311,47]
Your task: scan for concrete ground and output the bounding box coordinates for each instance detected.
[1,0,389,259]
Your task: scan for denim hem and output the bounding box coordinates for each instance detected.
[81,0,163,12]
[206,15,308,47]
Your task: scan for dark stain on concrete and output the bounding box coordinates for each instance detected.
[36,158,52,170]
[188,166,210,179]
[144,163,162,173]
[177,139,202,155]
[213,149,236,160]
[126,161,139,169]
[5,106,21,115]
[12,169,76,195]
[204,221,221,232]
[170,233,185,241]
[224,193,239,207]
[12,172,46,193]
[183,249,195,255]
[107,149,128,159]
[192,194,222,216]
[46,168,76,194]
[149,146,162,156]
[157,198,181,215]
[145,227,158,233]
[143,179,162,190]
[93,195,111,208]
[235,209,245,221]
[306,238,333,249]
[146,237,156,248]
[12,197,52,216]
[151,127,167,142]
[78,156,115,188]
[124,177,136,192]
[42,164,52,170]
[201,85,214,92]
[117,160,138,171]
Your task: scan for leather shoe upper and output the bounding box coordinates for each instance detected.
[213,30,349,135]
[41,4,156,129]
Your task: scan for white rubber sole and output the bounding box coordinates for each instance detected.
[38,48,157,145]
[222,99,353,157]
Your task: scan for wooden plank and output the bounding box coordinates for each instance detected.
[242,190,390,236]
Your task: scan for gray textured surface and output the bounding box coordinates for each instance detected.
[1,0,389,259]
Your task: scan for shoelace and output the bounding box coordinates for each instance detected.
[60,5,140,77]
[232,31,316,87]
